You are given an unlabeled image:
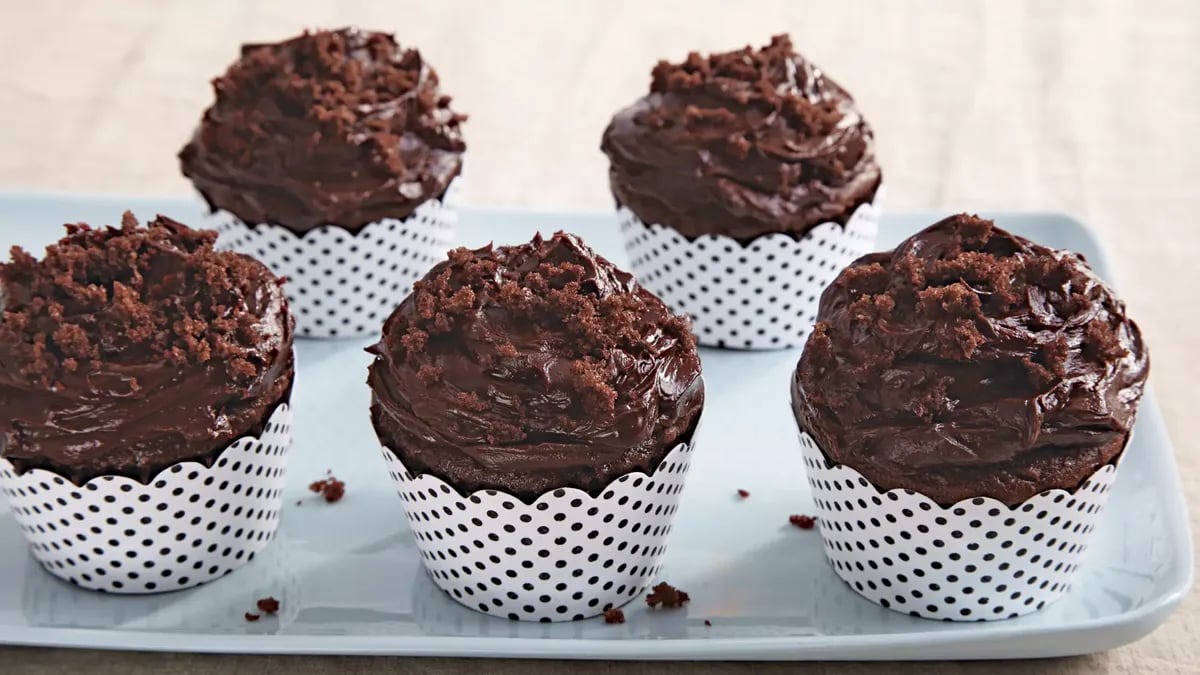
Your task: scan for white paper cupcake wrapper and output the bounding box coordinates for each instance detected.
[21,533,300,629]
[381,431,699,622]
[204,178,461,339]
[798,432,1121,621]
[0,403,293,594]
[620,186,883,350]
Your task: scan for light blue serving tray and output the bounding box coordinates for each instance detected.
[0,192,1190,660]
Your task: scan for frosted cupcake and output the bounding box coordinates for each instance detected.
[602,34,883,349]
[368,232,704,621]
[180,28,466,338]
[793,214,1148,620]
[0,213,294,593]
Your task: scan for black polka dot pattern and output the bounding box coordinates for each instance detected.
[206,179,461,340]
[619,194,881,350]
[797,432,1120,621]
[381,437,696,622]
[20,530,302,629]
[0,404,293,594]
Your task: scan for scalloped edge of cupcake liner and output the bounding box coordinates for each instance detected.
[797,431,1122,621]
[0,403,293,594]
[379,422,702,622]
[619,186,884,350]
[199,177,462,339]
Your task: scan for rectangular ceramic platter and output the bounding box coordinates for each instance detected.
[0,193,1190,661]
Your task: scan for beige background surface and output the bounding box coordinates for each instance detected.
[0,0,1195,672]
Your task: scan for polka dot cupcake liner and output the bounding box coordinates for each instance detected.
[204,178,461,339]
[409,566,606,638]
[0,403,293,594]
[619,186,883,350]
[798,432,1122,621]
[380,429,699,623]
[21,533,300,629]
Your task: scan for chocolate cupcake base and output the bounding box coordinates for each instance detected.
[798,432,1121,621]
[620,187,883,350]
[206,178,461,339]
[381,423,700,622]
[0,403,293,594]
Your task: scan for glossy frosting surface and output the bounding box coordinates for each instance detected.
[180,28,466,232]
[792,214,1149,505]
[368,232,704,499]
[601,34,881,241]
[0,213,294,483]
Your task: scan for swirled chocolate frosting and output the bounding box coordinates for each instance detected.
[0,213,294,484]
[180,28,466,233]
[601,34,881,241]
[792,214,1148,505]
[368,232,704,500]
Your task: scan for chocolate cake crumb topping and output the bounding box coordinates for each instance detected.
[602,33,881,240]
[793,213,1149,505]
[181,28,466,232]
[649,35,843,138]
[392,234,694,418]
[309,475,345,503]
[0,213,281,389]
[646,582,690,609]
[789,514,816,530]
[256,597,280,614]
[603,608,626,624]
[0,212,294,484]
[368,232,704,500]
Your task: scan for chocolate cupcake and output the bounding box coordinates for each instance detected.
[181,27,466,338]
[603,34,883,350]
[792,213,1149,620]
[0,213,295,593]
[368,232,704,621]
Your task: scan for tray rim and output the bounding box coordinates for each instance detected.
[0,193,1190,660]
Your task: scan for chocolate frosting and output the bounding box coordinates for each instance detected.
[180,28,466,233]
[0,213,295,484]
[367,232,704,500]
[601,34,881,241]
[792,214,1149,506]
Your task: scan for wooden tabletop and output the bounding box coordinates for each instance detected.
[0,1,1195,673]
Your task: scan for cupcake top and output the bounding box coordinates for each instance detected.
[0,213,295,483]
[601,34,881,241]
[180,28,466,233]
[368,232,704,500]
[792,214,1149,505]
